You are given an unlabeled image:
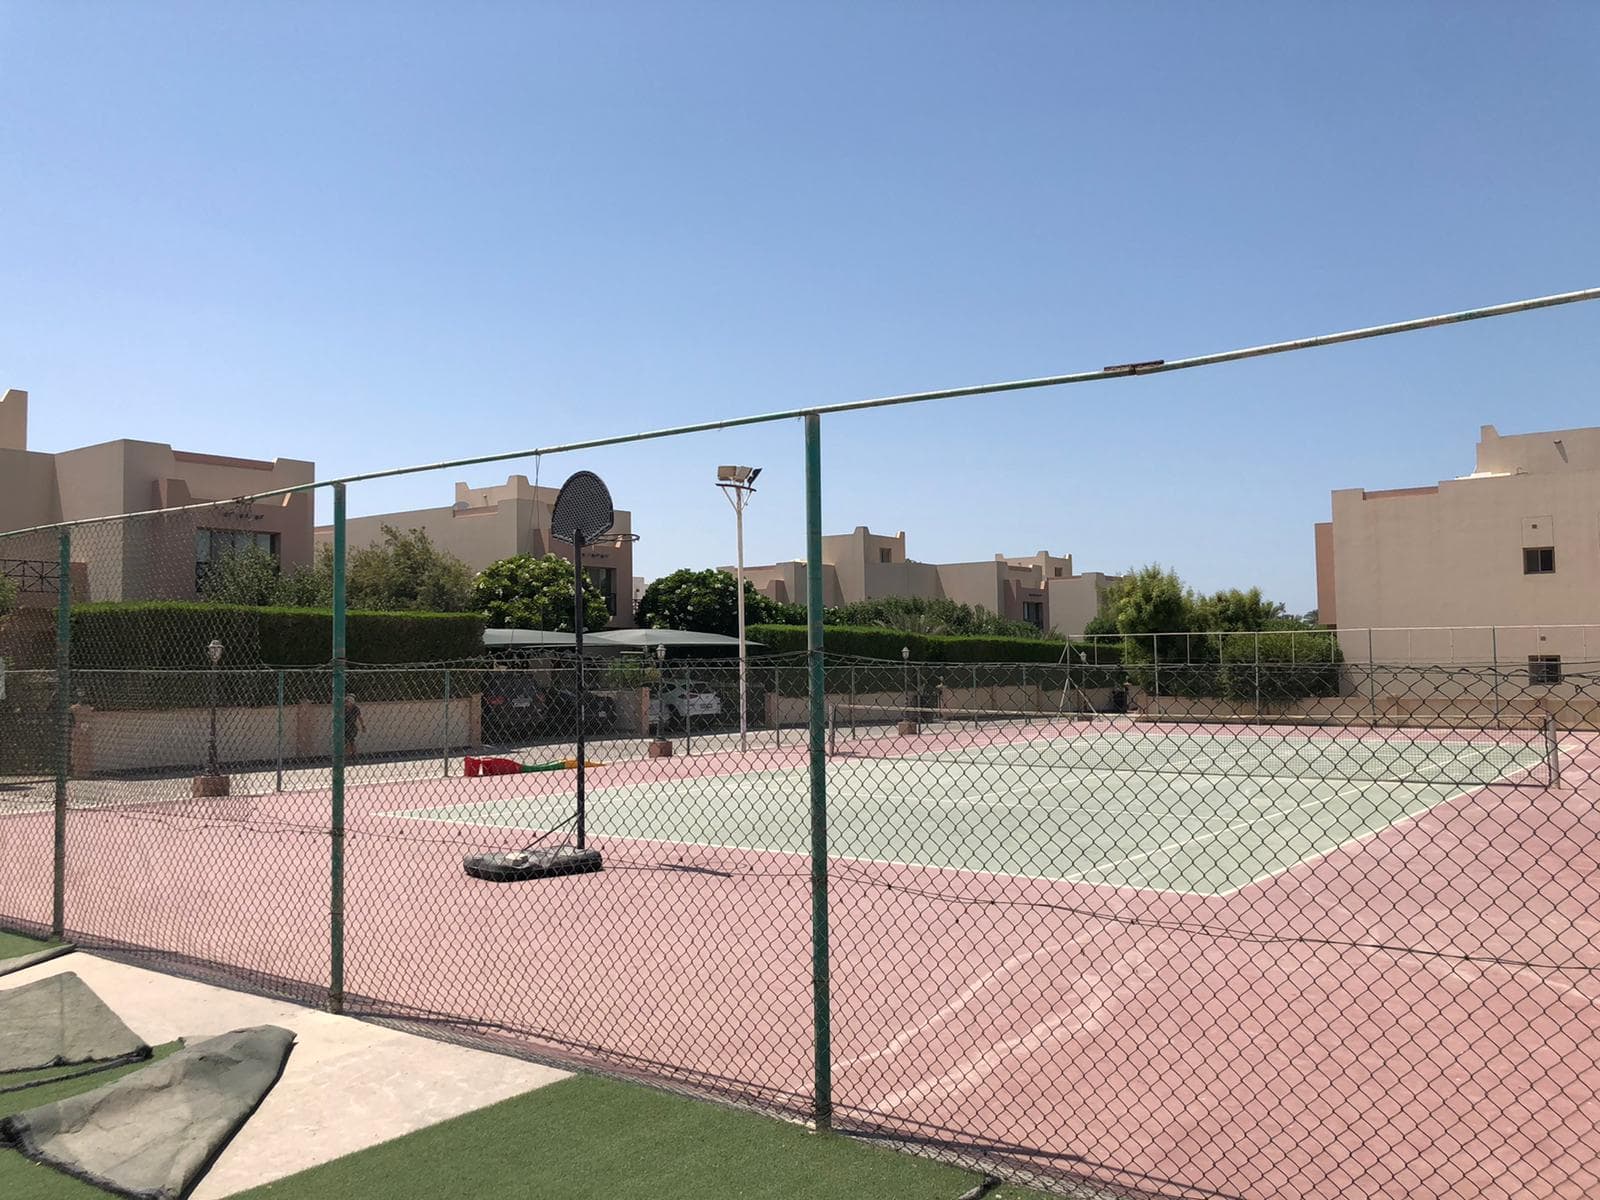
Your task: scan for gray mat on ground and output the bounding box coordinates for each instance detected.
[1,1024,296,1200]
[0,942,74,978]
[0,971,150,1072]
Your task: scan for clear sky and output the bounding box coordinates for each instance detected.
[3,3,1597,612]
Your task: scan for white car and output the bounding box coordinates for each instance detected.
[649,683,722,722]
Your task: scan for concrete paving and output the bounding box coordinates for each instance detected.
[0,951,567,1198]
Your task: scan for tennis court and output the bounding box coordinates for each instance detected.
[387,716,1558,896]
[4,710,1593,1200]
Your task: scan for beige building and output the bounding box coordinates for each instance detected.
[1316,422,1600,669]
[734,526,1117,638]
[316,474,635,627]
[0,388,315,604]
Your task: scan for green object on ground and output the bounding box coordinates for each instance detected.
[4,1026,294,1200]
[0,1043,181,1200]
[232,1074,1047,1200]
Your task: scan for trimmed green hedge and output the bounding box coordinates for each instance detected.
[65,603,485,710]
[747,624,1114,665]
[70,603,484,668]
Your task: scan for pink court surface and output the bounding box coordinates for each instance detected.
[3,718,1599,1200]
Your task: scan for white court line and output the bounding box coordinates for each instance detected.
[382,743,1550,898]
[1058,780,1369,887]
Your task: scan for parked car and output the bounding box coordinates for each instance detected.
[482,673,617,743]
[648,683,722,725]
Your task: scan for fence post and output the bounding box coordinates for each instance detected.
[275,670,285,792]
[1151,633,1159,718]
[683,662,692,755]
[52,528,71,940]
[773,662,781,748]
[442,667,451,777]
[1254,630,1262,717]
[803,411,832,1132]
[329,483,347,1014]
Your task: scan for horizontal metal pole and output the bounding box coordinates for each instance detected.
[3,286,1596,539]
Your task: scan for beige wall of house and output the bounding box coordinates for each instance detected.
[735,526,1117,637]
[1316,422,1600,667]
[0,388,315,603]
[315,473,636,627]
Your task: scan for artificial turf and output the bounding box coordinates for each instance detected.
[236,1074,1046,1200]
[0,930,57,962]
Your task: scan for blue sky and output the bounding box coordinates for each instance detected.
[3,2,1597,612]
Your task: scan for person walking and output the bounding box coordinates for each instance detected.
[343,692,365,762]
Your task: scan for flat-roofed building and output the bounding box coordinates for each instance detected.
[734,526,1118,638]
[315,474,636,627]
[1316,423,1600,671]
[0,388,315,604]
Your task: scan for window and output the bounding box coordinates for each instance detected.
[195,528,279,588]
[1053,567,1063,577]
[879,548,892,563]
[1523,546,1555,574]
[1529,655,1563,685]
[1023,601,1044,629]
[586,566,618,618]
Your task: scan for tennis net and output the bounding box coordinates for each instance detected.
[826,701,1563,789]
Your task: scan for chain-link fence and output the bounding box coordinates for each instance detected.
[3,500,1597,1200]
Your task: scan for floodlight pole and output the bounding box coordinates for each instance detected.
[573,529,588,850]
[718,472,758,752]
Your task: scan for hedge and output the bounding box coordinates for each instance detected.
[70,603,485,668]
[65,603,486,710]
[746,624,1115,665]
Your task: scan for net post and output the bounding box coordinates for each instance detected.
[52,527,70,941]
[1367,628,1377,723]
[329,482,347,1014]
[1491,626,1502,728]
[803,411,833,1132]
[1545,712,1561,786]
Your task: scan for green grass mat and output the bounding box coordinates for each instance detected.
[237,1074,1046,1200]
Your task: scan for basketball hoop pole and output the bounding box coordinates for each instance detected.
[573,527,587,850]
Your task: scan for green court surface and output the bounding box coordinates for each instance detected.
[395,727,1550,896]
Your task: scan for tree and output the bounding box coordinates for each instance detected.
[0,572,16,619]
[346,526,475,612]
[1191,587,1288,633]
[475,554,610,631]
[825,594,1050,640]
[199,545,289,607]
[1108,565,1191,638]
[634,568,797,636]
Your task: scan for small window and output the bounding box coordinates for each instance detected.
[1022,601,1045,629]
[878,548,892,563]
[1053,567,1064,577]
[1524,547,1555,574]
[1529,655,1563,685]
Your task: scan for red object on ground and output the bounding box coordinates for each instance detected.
[463,756,523,777]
